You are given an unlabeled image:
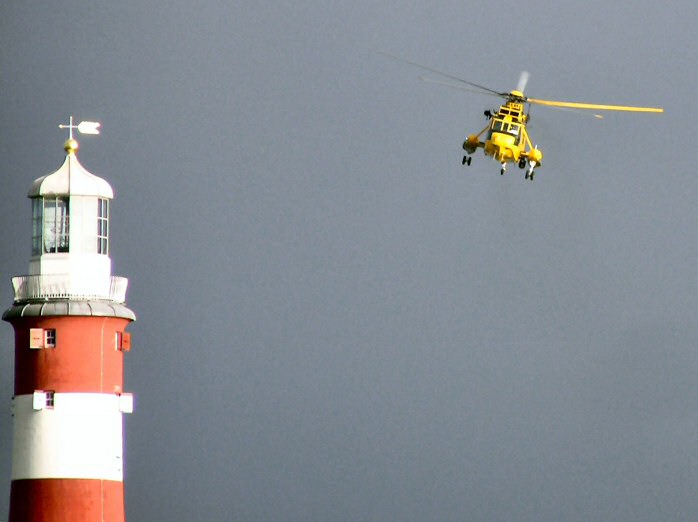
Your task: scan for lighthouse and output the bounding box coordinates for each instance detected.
[3,121,135,521]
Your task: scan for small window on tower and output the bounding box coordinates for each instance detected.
[45,329,56,348]
[115,331,131,351]
[33,390,56,410]
[45,391,55,409]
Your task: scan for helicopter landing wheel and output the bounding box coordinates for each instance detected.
[518,159,526,169]
[462,155,472,166]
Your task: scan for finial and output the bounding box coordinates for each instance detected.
[64,138,79,154]
[58,116,101,154]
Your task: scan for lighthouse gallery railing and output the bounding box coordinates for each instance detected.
[11,275,128,303]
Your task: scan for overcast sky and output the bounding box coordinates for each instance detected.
[1,1,697,520]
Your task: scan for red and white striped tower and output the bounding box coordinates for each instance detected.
[3,122,135,522]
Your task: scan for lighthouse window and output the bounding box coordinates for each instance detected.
[28,328,56,349]
[45,391,55,409]
[32,390,55,410]
[97,198,109,254]
[45,329,56,348]
[115,331,131,351]
[42,197,70,253]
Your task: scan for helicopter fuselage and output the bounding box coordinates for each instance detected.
[485,98,526,162]
[463,92,543,179]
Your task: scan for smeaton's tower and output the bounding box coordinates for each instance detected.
[3,121,135,521]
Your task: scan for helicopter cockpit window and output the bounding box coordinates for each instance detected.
[492,120,507,132]
[491,120,520,137]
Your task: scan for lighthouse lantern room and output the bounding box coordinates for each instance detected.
[3,122,135,522]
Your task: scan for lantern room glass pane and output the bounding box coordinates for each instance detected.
[31,199,43,256]
[97,198,109,255]
[43,197,70,253]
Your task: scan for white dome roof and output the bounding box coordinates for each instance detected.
[28,144,113,199]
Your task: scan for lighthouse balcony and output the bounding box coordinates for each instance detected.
[11,274,128,303]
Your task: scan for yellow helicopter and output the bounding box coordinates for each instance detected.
[381,53,663,180]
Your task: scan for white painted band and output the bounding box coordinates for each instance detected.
[12,393,126,481]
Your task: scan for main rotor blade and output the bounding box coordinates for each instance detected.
[379,51,505,97]
[533,103,605,119]
[418,76,506,99]
[527,97,663,113]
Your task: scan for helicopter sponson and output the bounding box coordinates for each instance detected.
[462,135,479,155]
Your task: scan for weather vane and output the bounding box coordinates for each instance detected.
[58,116,101,140]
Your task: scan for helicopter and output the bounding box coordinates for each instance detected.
[380,52,663,181]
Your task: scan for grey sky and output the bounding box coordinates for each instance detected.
[1,1,696,520]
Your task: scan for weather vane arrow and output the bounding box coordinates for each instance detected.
[59,116,101,139]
